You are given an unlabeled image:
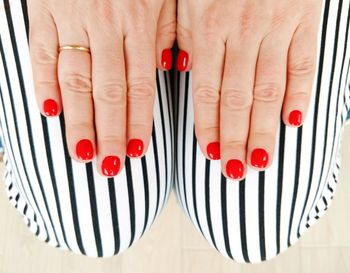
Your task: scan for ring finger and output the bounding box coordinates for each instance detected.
[56,18,95,163]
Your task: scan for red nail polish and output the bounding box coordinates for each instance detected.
[43,99,58,116]
[251,148,269,169]
[207,142,220,160]
[127,139,144,157]
[161,49,173,71]
[102,156,121,176]
[76,139,94,161]
[289,110,302,126]
[177,50,189,71]
[226,159,244,180]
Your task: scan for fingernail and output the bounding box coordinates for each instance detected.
[127,139,144,158]
[43,99,58,116]
[76,139,94,161]
[289,110,302,126]
[177,50,189,71]
[207,142,220,160]
[226,159,244,180]
[251,148,269,169]
[161,48,173,70]
[102,156,121,176]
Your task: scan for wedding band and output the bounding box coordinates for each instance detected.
[59,45,91,53]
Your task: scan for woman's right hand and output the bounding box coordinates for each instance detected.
[28,0,175,177]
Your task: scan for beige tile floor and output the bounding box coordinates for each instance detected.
[0,122,350,273]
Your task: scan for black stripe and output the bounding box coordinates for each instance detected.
[258,171,266,261]
[204,159,218,250]
[296,0,331,237]
[276,122,286,253]
[221,174,233,259]
[191,127,204,236]
[41,117,70,249]
[181,72,190,215]
[141,156,150,236]
[156,71,169,208]
[287,127,303,247]
[86,163,103,257]
[0,30,50,242]
[151,122,161,223]
[306,0,344,223]
[239,179,250,263]
[107,177,121,255]
[59,113,86,255]
[4,0,63,244]
[125,157,136,247]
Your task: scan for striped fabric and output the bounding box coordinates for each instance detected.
[174,0,350,263]
[0,0,350,264]
[0,0,174,258]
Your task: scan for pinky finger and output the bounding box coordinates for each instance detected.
[282,21,319,128]
[28,3,61,117]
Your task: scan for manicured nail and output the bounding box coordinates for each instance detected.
[177,50,189,71]
[76,139,94,161]
[207,142,220,160]
[43,99,58,116]
[289,110,302,126]
[127,139,144,158]
[226,159,244,180]
[251,148,269,169]
[102,156,121,176]
[161,48,173,70]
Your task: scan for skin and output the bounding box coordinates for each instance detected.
[177,0,323,180]
[28,0,176,177]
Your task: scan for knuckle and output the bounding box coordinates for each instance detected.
[289,57,316,76]
[193,85,220,106]
[66,121,92,134]
[98,134,124,144]
[239,3,257,37]
[221,88,252,110]
[94,81,126,104]
[254,82,283,103]
[288,90,310,101]
[61,72,92,94]
[221,140,246,150]
[30,45,57,65]
[127,80,155,102]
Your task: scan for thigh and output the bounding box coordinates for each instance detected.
[0,0,174,258]
[175,0,350,263]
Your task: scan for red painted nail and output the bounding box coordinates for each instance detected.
[127,139,144,158]
[226,159,244,180]
[161,48,173,70]
[43,99,58,116]
[76,139,94,161]
[207,142,220,160]
[289,110,302,126]
[251,148,269,169]
[177,50,189,71]
[102,156,121,176]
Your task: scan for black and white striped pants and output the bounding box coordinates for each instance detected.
[1,0,350,263]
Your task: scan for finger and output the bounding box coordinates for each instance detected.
[176,0,191,71]
[192,29,225,161]
[28,2,61,117]
[220,35,260,181]
[88,15,126,177]
[156,0,176,71]
[248,29,293,170]
[124,16,157,159]
[55,15,95,163]
[282,21,318,127]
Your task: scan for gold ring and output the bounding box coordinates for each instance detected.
[59,45,91,53]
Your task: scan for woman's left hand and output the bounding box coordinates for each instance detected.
[177,0,323,180]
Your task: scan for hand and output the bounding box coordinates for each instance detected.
[177,0,322,180]
[29,0,176,177]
